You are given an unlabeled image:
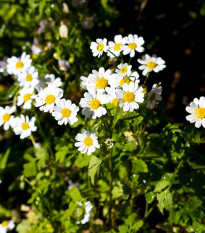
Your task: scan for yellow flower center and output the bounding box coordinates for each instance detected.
[1,221,9,227]
[26,74,33,82]
[61,108,71,117]
[2,113,11,122]
[128,43,137,50]
[120,77,130,86]
[97,43,104,51]
[123,92,135,102]
[23,94,31,102]
[114,43,122,51]
[61,64,65,68]
[196,107,205,118]
[146,61,157,70]
[120,67,128,74]
[149,93,156,102]
[112,98,118,106]
[84,136,93,147]
[22,122,29,130]
[90,99,100,110]
[16,61,24,69]
[45,94,55,105]
[96,78,108,89]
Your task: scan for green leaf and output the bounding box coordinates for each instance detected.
[88,155,102,185]
[112,182,129,200]
[157,188,173,214]
[132,159,148,173]
[145,191,155,204]
[23,161,37,177]
[118,225,128,233]
[0,148,10,170]
[131,220,144,231]
[69,187,82,202]
[154,180,170,193]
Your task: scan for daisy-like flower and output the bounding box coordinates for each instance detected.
[17,66,39,88]
[87,67,115,94]
[31,38,42,55]
[52,98,79,125]
[17,87,34,109]
[106,87,119,106]
[123,34,145,57]
[146,84,162,109]
[186,96,205,128]
[80,75,90,90]
[0,106,16,130]
[13,115,37,139]
[35,84,63,113]
[80,92,108,119]
[7,52,32,75]
[138,54,166,76]
[107,35,125,58]
[77,201,93,224]
[116,82,144,112]
[36,74,63,93]
[0,220,15,233]
[116,63,132,77]
[58,59,69,71]
[75,130,100,155]
[90,38,108,58]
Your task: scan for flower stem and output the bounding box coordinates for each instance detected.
[107,49,122,63]
[143,72,150,85]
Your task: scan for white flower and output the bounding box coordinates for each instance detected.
[0,106,16,130]
[58,59,69,71]
[80,75,90,90]
[31,38,42,55]
[0,220,15,233]
[146,84,162,109]
[186,96,205,128]
[13,115,37,139]
[116,63,132,77]
[79,92,108,119]
[107,35,125,58]
[7,52,32,75]
[75,130,100,155]
[17,87,34,109]
[80,201,93,224]
[106,87,119,106]
[52,98,79,125]
[123,34,145,57]
[59,23,68,38]
[87,67,115,94]
[35,84,63,113]
[90,38,108,58]
[138,54,166,76]
[17,66,39,88]
[116,82,144,112]
[36,74,63,93]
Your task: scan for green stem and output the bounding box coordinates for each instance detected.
[142,109,152,134]
[29,134,36,148]
[108,49,122,63]
[109,147,113,227]
[143,72,150,85]
[170,158,185,185]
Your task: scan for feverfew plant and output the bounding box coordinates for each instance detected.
[0,33,205,233]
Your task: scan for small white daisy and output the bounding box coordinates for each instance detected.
[186,96,205,128]
[116,82,144,112]
[79,92,108,119]
[13,115,37,139]
[146,84,162,109]
[116,63,132,77]
[123,34,145,57]
[0,220,15,233]
[77,201,93,224]
[87,67,115,94]
[90,38,108,58]
[35,84,63,113]
[17,66,39,88]
[138,54,166,76]
[106,87,119,106]
[0,106,16,130]
[80,75,90,90]
[7,52,32,75]
[75,130,100,155]
[52,98,79,125]
[17,87,34,109]
[107,35,125,58]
